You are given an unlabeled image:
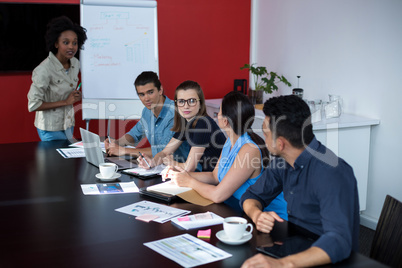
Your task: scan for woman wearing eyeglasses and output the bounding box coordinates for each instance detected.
[158,91,287,215]
[138,80,226,172]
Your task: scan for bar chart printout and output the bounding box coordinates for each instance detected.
[144,233,232,267]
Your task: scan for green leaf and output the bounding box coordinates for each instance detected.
[240,63,251,70]
[240,63,292,93]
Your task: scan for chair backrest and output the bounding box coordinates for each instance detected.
[370,195,402,268]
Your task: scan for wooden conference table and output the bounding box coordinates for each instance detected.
[0,141,387,267]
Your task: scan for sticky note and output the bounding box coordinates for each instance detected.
[136,214,159,222]
[178,216,190,222]
[197,229,211,239]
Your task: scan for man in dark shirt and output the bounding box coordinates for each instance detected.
[241,95,359,267]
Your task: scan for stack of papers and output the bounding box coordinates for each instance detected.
[57,141,105,158]
[171,211,224,230]
[61,141,136,158]
[115,200,190,223]
[69,141,105,149]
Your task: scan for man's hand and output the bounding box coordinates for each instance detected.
[105,138,126,156]
[104,137,112,152]
[254,211,284,233]
[241,253,287,268]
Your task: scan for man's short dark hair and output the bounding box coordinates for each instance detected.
[263,95,314,148]
[134,71,161,91]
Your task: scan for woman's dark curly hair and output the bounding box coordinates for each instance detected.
[45,16,87,55]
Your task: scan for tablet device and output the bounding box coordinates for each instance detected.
[256,235,315,258]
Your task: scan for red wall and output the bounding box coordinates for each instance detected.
[0,0,250,144]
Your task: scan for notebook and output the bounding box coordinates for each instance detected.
[170,212,224,230]
[139,181,191,203]
[139,181,214,206]
[80,128,137,170]
[139,187,178,203]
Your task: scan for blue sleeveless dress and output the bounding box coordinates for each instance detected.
[217,133,288,220]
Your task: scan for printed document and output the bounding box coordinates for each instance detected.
[115,200,190,223]
[144,233,231,267]
[57,148,85,158]
[69,141,105,149]
[81,182,139,195]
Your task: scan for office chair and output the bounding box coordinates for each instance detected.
[369,195,402,268]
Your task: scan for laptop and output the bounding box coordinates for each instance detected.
[80,128,137,170]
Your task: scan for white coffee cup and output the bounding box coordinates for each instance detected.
[99,163,118,178]
[223,217,253,241]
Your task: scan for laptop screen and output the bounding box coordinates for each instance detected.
[80,128,105,167]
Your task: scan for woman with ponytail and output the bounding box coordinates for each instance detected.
[164,91,287,218]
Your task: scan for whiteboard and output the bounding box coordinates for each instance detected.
[80,0,158,120]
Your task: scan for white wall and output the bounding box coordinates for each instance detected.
[251,0,402,229]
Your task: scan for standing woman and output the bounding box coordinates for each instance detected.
[138,80,226,172]
[163,91,287,218]
[27,16,87,141]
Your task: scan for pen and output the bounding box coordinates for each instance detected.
[76,82,82,91]
[105,136,112,154]
[139,152,151,168]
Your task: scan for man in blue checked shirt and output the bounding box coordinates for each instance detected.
[105,71,189,162]
[241,95,359,267]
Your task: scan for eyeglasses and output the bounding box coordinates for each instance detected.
[175,98,200,107]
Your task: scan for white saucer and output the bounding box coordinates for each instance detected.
[216,230,252,245]
[95,173,121,181]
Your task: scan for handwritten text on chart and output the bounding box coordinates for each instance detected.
[90,38,111,49]
[90,26,104,31]
[100,12,129,20]
[91,54,121,67]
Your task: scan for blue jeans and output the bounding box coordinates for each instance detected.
[37,127,74,141]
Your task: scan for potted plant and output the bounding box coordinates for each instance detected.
[240,63,292,104]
